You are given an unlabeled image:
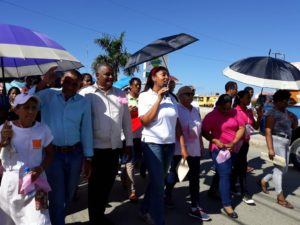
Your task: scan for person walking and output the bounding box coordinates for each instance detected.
[232,90,263,204]
[120,77,144,202]
[202,94,245,219]
[259,90,298,209]
[33,68,93,225]
[164,85,211,221]
[138,66,187,225]
[79,63,133,225]
[0,94,53,225]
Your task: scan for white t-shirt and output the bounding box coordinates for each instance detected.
[138,89,178,144]
[174,104,202,157]
[0,122,53,171]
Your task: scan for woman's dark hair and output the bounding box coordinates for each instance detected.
[216,94,232,106]
[233,90,248,107]
[273,89,291,103]
[144,66,169,92]
[244,86,254,92]
[129,77,141,85]
[7,87,21,97]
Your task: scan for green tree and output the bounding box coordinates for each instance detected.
[92,32,137,80]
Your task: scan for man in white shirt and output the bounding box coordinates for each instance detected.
[79,63,133,225]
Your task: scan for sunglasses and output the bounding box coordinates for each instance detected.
[182,92,194,97]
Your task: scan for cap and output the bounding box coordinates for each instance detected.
[176,86,195,97]
[12,93,40,108]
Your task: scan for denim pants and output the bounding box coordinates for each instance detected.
[263,135,290,194]
[165,155,201,207]
[211,149,233,207]
[46,146,83,225]
[141,142,175,225]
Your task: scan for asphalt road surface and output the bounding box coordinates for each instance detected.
[66,135,300,225]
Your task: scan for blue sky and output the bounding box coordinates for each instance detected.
[1,0,300,95]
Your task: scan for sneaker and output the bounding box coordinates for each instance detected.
[164,196,175,208]
[243,194,255,205]
[139,212,155,225]
[188,207,211,221]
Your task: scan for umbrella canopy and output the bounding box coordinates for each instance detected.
[0,24,83,79]
[223,56,300,90]
[125,33,198,69]
[113,76,131,89]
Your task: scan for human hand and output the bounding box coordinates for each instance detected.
[213,139,225,149]
[224,142,235,151]
[157,87,169,98]
[268,149,275,160]
[42,66,58,87]
[181,149,189,160]
[123,146,133,162]
[83,158,92,179]
[31,166,43,182]
[129,106,138,112]
[1,121,12,146]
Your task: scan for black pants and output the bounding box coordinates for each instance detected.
[88,148,120,225]
[231,142,249,194]
[165,155,201,207]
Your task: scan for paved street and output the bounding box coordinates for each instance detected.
[66,135,300,225]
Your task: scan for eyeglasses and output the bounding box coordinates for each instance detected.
[183,92,194,97]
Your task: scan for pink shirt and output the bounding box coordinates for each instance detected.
[202,108,244,151]
[235,105,255,142]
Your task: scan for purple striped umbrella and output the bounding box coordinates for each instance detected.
[0,24,83,93]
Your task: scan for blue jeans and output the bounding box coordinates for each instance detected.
[141,142,175,225]
[46,146,83,225]
[211,149,232,207]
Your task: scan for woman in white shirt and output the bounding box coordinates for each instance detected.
[138,66,187,225]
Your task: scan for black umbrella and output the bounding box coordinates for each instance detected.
[125,33,198,69]
[223,56,300,90]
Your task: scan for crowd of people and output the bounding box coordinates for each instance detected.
[0,65,298,225]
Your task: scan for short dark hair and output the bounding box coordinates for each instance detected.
[95,62,113,72]
[8,87,21,96]
[244,86,254,92]
[129,77,141,85]
[64,69,82,80]
[273,90,291,103]
[216,94,232,106]
[225,81,237,92]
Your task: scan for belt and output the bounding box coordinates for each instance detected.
[272,132,290,139]
[53,142,81,153]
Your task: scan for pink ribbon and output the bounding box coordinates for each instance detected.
[117,96,128,104]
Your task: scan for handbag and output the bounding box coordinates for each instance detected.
[176,158,189,182]
[260,152,286,167]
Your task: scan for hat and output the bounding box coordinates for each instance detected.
[176,85,195,97]
[12,93,40,108]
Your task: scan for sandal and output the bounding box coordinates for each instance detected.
[277,199,294,209]
[257,179,269,194]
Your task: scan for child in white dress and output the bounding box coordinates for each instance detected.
[0,93,53,225]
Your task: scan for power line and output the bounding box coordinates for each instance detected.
[0,0,240,63]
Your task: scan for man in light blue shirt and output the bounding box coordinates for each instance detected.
[34,68,93,225]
